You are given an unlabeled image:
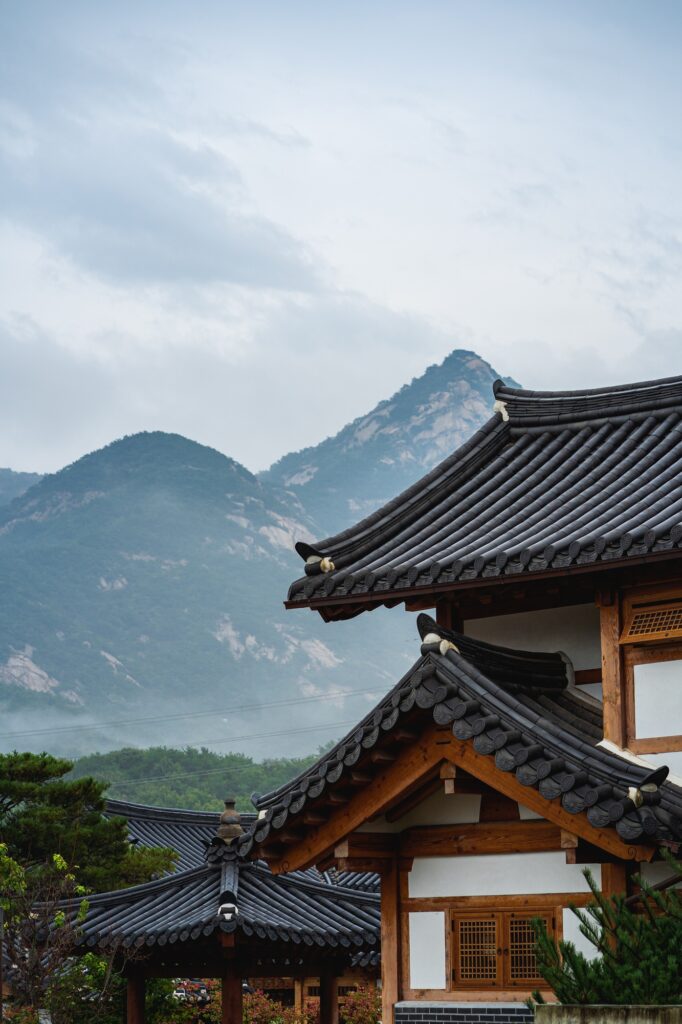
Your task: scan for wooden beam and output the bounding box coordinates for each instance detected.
[435,597,458,630]
[303,811,328,826]
[319,972,339,1024]
[294,979,304,1017]
[269,726,450,872]
[602,862,628,899]
[446,737,655,862]
[560,830,579,850]
[479,791,520,822]
[334,834,395,860]
[398,820,562,858]
[221,968,243,1024]
[127,971,145,1024]
[598,595,626,746]
[440,761,457,795]
[269,727,653,873]
[337,856,396,873]
[381,857,400,1024]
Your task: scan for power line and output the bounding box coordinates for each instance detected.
[0,687,381,740]
[103,719,357,787]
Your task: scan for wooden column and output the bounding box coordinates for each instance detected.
[319,972,339,1024]
[221,968,243,1024]
[435,597,457,631]
[126,971,145,1024]
[598,594,626,746]
[602,862,628,899]
[380,856,400,1024]
[294,978,304,1017]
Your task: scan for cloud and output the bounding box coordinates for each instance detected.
[0,112,318,289]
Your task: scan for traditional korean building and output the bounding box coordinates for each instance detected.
[238,376,682,1024]
[62,801,380,1024]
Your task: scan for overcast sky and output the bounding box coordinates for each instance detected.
[2,1,682,473]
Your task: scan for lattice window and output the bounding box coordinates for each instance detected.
[509,916,543,981]
[621,593,682,643]
[455,916,499,984]
[450,910,555,990]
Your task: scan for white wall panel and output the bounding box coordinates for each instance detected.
[408,912,446,989]
[562,908,597,961]
[408,852,601,898]
[464,604,600,672]
[357,792,481,833]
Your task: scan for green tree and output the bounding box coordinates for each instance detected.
[531,854,682,1006]
[0,751,176,891]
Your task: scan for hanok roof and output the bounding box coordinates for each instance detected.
[70,845,379,954]
[287,376,682,616]
[105,798,379,892]
[241,616,682,859]
[104,799,255,874]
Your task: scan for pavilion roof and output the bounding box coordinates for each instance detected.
[287,375,682,615]
[104,799,254,874]
[68,845,379,952]
[241,616,682,856]
[104,798,379,892]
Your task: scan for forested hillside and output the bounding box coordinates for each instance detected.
[70,745,328,811]
[0,349,510,762]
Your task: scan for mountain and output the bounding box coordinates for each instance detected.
[0,432,412,758]
[0,468,43,506]
[262,349,517,533]
[0,349,511,760]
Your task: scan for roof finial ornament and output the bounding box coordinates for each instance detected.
[417,613,460,656]
[295,541,335,576]
[217,797,243,843]
[627,764,668,809]
[493,399,509,422]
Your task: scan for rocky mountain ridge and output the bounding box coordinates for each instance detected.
[0,349,511,757]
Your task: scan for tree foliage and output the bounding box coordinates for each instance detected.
[531,854,682,1006]
[70,744,333,811]
[0,750,176,890]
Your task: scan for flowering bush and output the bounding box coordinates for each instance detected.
[340,985,381,1024]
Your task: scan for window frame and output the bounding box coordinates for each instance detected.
[623,641,682,754]
[449,908,555,990]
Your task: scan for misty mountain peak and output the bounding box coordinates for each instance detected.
[262,348,515,532]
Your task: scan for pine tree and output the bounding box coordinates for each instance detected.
[0,751,176,890]
[531,853,682,1006]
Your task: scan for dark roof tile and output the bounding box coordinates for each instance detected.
[288,377,682,609]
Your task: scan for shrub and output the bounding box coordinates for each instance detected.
[531,853,682,1006]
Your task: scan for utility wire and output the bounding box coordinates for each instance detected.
[103,720,357,787]
[0,687,380,740]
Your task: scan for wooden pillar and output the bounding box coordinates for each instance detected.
[221,968,243,1024]
[319,972,338,1024]
[380,856,400,1024]
[602,862,628,899]
[435,597,456,631]
[126,971,145,1024]
[598,594,626,746]
[294,978,304,1017]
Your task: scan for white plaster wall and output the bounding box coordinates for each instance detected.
[464,604,601,673]
[357,791,481,833]
[408,912,447,989]
[518,804,544,820]
[408,852,601,898]
[639,861,682,888]
[562,908,597,960]
[635,749,682,785]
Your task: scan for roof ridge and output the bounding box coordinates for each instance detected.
[494,375,682,427]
